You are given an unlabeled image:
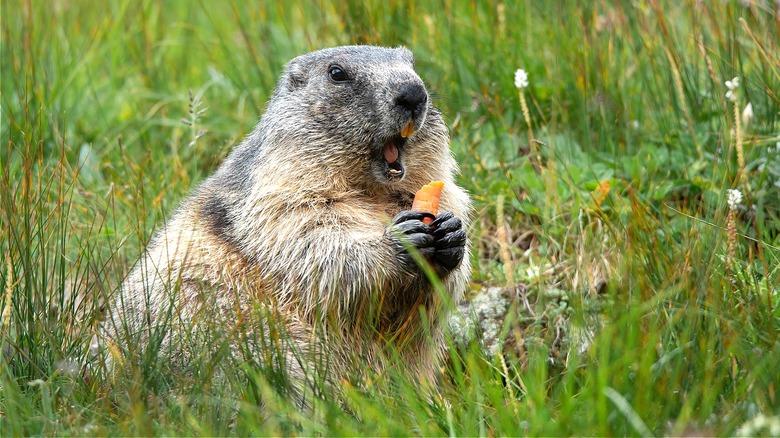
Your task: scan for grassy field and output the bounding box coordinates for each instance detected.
[2,0,780,435]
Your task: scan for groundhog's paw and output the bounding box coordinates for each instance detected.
[430,211,467,272]
[430,211,461,238]
[388,210,436,266]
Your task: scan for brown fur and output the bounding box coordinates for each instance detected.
[106,45,471,394]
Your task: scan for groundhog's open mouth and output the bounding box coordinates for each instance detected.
[383,135,406,180]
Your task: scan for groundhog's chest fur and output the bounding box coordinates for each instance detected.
[109,45,472,391]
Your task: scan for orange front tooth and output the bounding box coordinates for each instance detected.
[401,120,415,138]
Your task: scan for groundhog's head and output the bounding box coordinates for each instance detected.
[260,45,447,190]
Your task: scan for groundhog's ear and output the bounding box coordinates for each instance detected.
[285,61,307,91]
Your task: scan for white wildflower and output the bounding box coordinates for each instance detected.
[727,189,743,210]
[525,258,551,281]
[632,120,640,129]
[526,264,542,280]
[514,68,529,89]
[725,76,739,102]
[725,76,740,91]
[735,413,780,437]
[741,102,753,126]
[82,424,99,435]
[519,421,530,430]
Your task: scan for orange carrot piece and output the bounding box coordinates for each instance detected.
[412,181,444,224]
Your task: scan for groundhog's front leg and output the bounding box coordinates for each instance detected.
[388,210,467,276]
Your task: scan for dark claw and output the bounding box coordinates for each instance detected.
[435,229,467,249]
[431,217,463,238]
[430,211,454,227]
[394,219,431,235]
[392,210,435,225]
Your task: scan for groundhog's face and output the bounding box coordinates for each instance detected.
[272,46,445,188]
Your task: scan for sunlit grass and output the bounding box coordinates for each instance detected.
[1,0,779,435]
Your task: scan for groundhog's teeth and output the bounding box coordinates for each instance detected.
[401,120,415,138]
[389,169,402,176]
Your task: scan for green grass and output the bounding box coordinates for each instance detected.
[2,0,780,435]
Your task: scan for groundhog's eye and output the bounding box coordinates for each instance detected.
[328,65,349,83]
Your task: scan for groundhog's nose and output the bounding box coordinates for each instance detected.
[395,83,428,117]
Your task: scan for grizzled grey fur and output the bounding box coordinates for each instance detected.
[105,46,472,397]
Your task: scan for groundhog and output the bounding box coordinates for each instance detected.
[106,45,471,396]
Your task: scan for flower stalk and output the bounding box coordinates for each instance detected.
[726,76,747,188]
[3,252,13,331]
[496,194,515,287]
[515,69,540,167]
[726,189,742,282]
